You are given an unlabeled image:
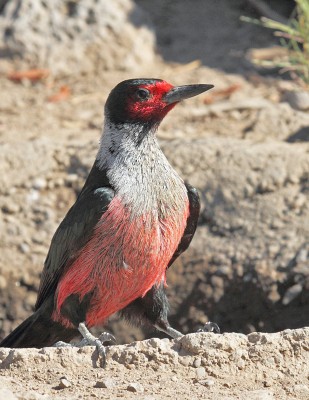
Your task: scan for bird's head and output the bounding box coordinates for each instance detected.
[105,78,214,127]
[98,79,214,164]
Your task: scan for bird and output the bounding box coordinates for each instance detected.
[0,78,216,365]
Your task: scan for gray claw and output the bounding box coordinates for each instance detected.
[98,332,116,345]
[198,321,221,334]
[53,341,72,347]
[94,338,108,368]
[96,333,116,367]
[78,322,116,368]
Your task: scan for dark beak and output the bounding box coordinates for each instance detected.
[163,84,214,104]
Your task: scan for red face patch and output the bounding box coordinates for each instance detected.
[126,81,177,122]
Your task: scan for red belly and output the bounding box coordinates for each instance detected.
[52,196,189,328]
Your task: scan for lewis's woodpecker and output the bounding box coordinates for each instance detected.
[0,79,215,364]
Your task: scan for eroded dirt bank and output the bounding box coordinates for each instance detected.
[1,329,309,400]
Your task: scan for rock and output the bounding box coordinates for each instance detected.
[32,178,47,190]
[201,379,216,387]
[282,283,303,305]
[18,243,30,254]
[0,0,156,75]
[0,387,18,400]
[139,397,156,400]
[2,202,20,214]
[127,382,144,393]
[0,139,56,195]
[293,384,309,395]
[58,377,72,389]
[0,275,7,289]
[247,332,268,345]
[178,357,191,366]
[94,378,115,389]
[244,389,274,400]
[22,392,50,400]
[193,357,202,368]
[195,367,206,379]
[283,91,309,111]
[245,102,309,141]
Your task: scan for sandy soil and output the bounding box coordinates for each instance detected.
[1,329,309,400]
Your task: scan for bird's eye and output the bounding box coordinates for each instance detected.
[136,88,150,101]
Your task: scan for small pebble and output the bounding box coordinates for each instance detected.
[193,358,202,368]
[0,387,18,400]
[295,247,308,263]
[95,378,115,389]
[283,91,309,111]
[2,202,20,214]
[27,189,40,203]
[65,174,79,184]
[245,389,274,399]
[127,382,144,393]
[179,357,190,367]
[282,283,303,305]
[248,332,261,344]
[0,276,7,289]
[201,378,215,387]
[32,178,47,190]
[195,367,206,380]
[58,377,72,389]
[294,384,309,394]
[18,243,30,254]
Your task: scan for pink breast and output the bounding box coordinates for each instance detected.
[52,196,189,328]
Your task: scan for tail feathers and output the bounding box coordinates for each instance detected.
[0,308,78,348]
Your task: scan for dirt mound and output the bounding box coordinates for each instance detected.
[0,0,155,74]
[0,329,308,399]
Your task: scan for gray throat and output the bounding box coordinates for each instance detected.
[96,120,188,217]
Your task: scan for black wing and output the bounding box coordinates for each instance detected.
[168,182,200,268]
[35,166,114,310]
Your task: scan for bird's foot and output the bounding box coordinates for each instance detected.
[53,341,72,348]
[154,323,183,339]
[53,323,116,367]
[197,321,220,334]
[77,322,116,367]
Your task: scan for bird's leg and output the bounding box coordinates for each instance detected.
[120,283,184,339]
[121,283,221,339]
[156,319,220,337]
[154,319,183,338]
[54,323,116,367]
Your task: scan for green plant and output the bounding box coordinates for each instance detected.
[241,0,309,86]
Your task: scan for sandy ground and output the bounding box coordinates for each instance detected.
[1,329,309,400]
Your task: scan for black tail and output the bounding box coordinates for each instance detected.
[0,299,78,348]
